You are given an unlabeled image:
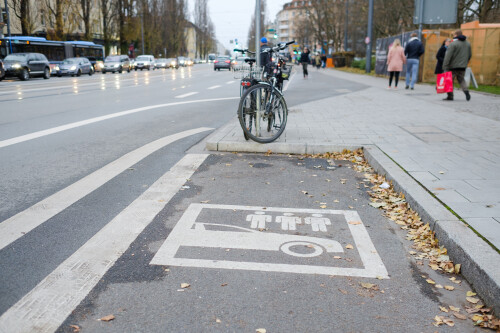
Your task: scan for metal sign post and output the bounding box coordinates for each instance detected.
[365,0,374,73]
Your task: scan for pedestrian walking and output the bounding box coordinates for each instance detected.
[259,37,272,69]
[386,39,406,89]
[300,47,310,78]
[315,54,321,69]
[404,32,425,90]
[435,38,451,75]
[321,54,327,68]
[443,30,472,101]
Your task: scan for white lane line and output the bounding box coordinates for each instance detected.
[0,128,212,251]
[175,92,198,98]
[226,80,235,84]
[0,97,238,149]
[207,85,221,90]
[0,153,209,333]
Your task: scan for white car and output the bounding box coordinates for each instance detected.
[134,55,155,71]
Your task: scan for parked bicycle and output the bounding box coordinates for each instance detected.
[233,41,294,143]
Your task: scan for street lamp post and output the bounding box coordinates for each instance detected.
[344,0,349,51]
[365,0,374,73]
[4,0,12,54]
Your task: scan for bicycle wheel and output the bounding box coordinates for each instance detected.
[237,83,287,143]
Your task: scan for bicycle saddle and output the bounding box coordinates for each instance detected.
[245,58,256,64]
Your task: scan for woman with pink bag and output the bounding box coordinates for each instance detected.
[386,39,406,89]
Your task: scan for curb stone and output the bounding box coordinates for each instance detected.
[205,133,500,314]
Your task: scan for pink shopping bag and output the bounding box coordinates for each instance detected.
[436,71,453,94]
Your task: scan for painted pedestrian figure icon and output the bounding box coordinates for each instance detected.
[305,214,331,232]
[247,211,272,229]
[276,212,302,230]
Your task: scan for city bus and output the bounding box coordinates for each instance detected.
[0,36,105,72]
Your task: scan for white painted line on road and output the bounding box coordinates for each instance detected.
[226,80,235,84]
[0,153,209,333]
[283,70,296,92]
[0,128,212,251]
[175,92,198,98]
[0,97,238,149]
[207,85,221,90]
[336,88,352,93]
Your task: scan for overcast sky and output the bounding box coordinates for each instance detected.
[187,0,289,50]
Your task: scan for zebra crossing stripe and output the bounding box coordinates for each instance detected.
[0,153,209,333]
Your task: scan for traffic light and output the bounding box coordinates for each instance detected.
[293,49,297,54]
[273,33,278,39]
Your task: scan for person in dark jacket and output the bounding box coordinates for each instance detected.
[435,38,451,75]
[259,37,272,69]
[404,32,425,90]
[443,30,472,101]
[300,47,310,78]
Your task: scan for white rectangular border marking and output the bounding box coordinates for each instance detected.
[151,204,389,279]
[0,154,209,333]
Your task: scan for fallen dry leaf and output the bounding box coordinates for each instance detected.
[333,256,342,259]
[360,282,376,289]
[426,279,436,285]
[200,200,210,203]
[320,205,327,209]
[435,284,443,289]
[348,221,361,226]
[466,297,480,304]
[256,329,267,333]
[221,283,228,287]
[338,288,348,294]
[453,312,467,320]
[440,306,449,313]
[466,291,477,297]
[444,285,455,291]
[345,244,354,249]
[449,306,460,312]
[69,325,80,332]
[216,318,222,323]
[99,315,115,322]
[443,318,454,327]
[181,283,191,289]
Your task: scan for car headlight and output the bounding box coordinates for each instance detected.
[55,66,60,71]
[172,62,176,65]
[70,66,76,70]
[114,64,119,68]
[12,63,21,69]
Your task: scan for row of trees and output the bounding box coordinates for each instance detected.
[7,0,217,58]
[247,0,499,56]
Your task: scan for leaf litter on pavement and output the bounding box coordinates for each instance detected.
[301,149,499,331]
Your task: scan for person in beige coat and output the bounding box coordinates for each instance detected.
[386,39,406,89]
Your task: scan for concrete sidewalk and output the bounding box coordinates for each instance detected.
[206,68,500,312]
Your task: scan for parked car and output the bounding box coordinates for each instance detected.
[167,58,178,69]
[134,55,155,70]
[0,59,4,81]
[3,53,51,81]
[213,56,232,71]
[155,58,169,69]
[102,55,131,74]
[56,57,94,77]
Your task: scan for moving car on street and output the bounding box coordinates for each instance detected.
[213,56,232,71]
[167,58,178,69]
[134,55,155,70]
[2,53,51,81]
[155,58,169,69]
[102,55,131,74]
[56,57,94,77]
[177,56,187,67]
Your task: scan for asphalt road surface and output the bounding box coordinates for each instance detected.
[0,65,479,332]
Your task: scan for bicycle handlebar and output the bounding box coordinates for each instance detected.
[234,40,295,55]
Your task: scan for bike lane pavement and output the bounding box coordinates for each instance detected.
[59,152,479,332]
